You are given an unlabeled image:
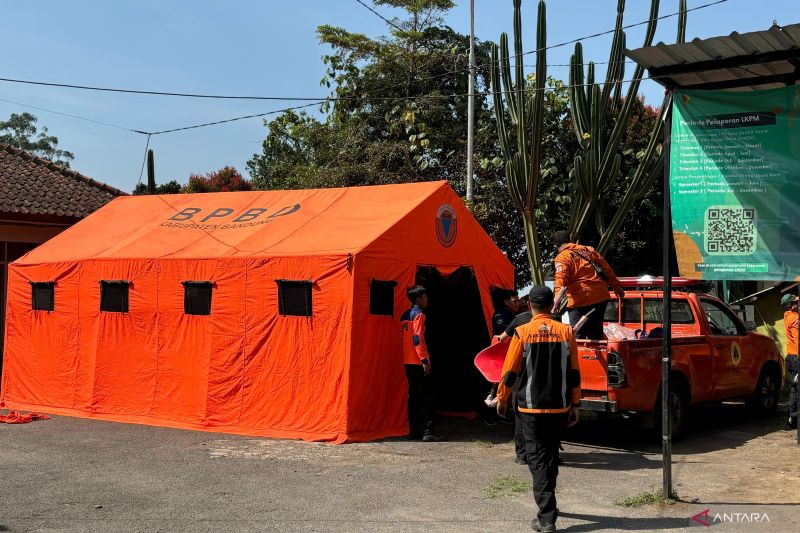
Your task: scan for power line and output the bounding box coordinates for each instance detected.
[0,0,730,138]
[0,0,725,104]
[0,59,636,105]
[0,96,147,134]
[517,0,730,59]
[0,72,668,140]
[0,77,329,102]
[353,0,404,32]
[148,101,324,135]
[148,74,670,136]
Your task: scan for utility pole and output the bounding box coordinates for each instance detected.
[147,149,156,194]
[466,0,475,203]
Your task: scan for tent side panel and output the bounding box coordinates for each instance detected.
[149,259,229,423]
[345,256,411,441]
[72,259,160,414]
[3,256,355,442]
[238,255,352,441]
[2,262,80,407]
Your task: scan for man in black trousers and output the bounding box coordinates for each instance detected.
[497,286,580,532]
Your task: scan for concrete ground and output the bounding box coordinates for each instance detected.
[1,402,799,533]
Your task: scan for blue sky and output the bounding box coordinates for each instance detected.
[0,0,795,192]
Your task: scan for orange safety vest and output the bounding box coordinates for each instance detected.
[496,313,581,414]
[554,243,622,308]
[785,310,798,356]
[401,305,430,365]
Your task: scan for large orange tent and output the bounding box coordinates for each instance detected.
[1,181,513,442]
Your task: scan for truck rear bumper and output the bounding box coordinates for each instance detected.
[580,399,618,412]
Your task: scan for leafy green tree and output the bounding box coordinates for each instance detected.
[132,180,183,195]
[0,112,75,167]
[248,0,540,284]
[247,0,666,286]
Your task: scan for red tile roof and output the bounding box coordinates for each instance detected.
[0,143,125,219]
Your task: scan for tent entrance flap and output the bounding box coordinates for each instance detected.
[415,266,490,411]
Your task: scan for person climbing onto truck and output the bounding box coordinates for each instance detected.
[401,285,444,442]
[781,293,798,429]
[551,230,625,340]
[496,285,580,533]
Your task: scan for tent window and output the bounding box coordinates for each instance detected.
[100,280,129,313]
[276,280,312,316]
[30,281,55,311]
[182,281,213,315]
[369,280,397,317]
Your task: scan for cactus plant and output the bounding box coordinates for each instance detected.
[489,0,547,284]
[568,0,688,255]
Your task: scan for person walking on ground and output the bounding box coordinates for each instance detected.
[401,285,443,442]
[497,286,581,533]
[551,230,625,340]
[781,293,799,429]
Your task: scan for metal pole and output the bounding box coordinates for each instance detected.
[465,0,475,203]
[661,93,674,499]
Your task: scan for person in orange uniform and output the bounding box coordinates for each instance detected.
[401,285,443,442]
[497,286,580,533]
[781,293,798,428]
[551,230,625,340]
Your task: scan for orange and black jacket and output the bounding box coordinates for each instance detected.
[785,310,798,356]
[496,313,581,414]
[401,305,430,366]
[554,243,623,308]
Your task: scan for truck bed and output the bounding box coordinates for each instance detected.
[576,336,711,412]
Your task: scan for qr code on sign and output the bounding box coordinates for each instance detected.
[704,206,757,255]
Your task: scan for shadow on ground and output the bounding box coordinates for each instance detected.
[422,399,787,456]
[558,512,691,532]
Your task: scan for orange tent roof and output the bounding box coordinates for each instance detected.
[18,181,488,263]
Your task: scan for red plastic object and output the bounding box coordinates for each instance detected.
[474,339,510,383]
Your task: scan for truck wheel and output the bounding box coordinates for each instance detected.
[747,367,780,417]
[654,380,690,442]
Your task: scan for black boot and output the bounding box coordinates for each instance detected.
[531,518,556,532]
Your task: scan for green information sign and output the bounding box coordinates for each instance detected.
[670,86,800,281]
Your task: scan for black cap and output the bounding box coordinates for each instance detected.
[528,285,554,307]
[552,230,572,248]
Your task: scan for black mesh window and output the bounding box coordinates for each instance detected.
[370,280,397,317]
[182,281,213,315]
[276,280,312,316]
[30,281,55,311]
[100,280,129,313]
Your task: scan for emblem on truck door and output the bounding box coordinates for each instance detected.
[731,342,742,366]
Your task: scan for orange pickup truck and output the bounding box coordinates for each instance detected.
[578,278,785,438]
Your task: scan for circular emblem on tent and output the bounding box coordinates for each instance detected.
[731,341,742,366]
[435,204,457,247]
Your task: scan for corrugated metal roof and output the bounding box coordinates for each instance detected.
[626,23,800,91]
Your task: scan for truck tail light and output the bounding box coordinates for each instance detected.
[607,350,626,388]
